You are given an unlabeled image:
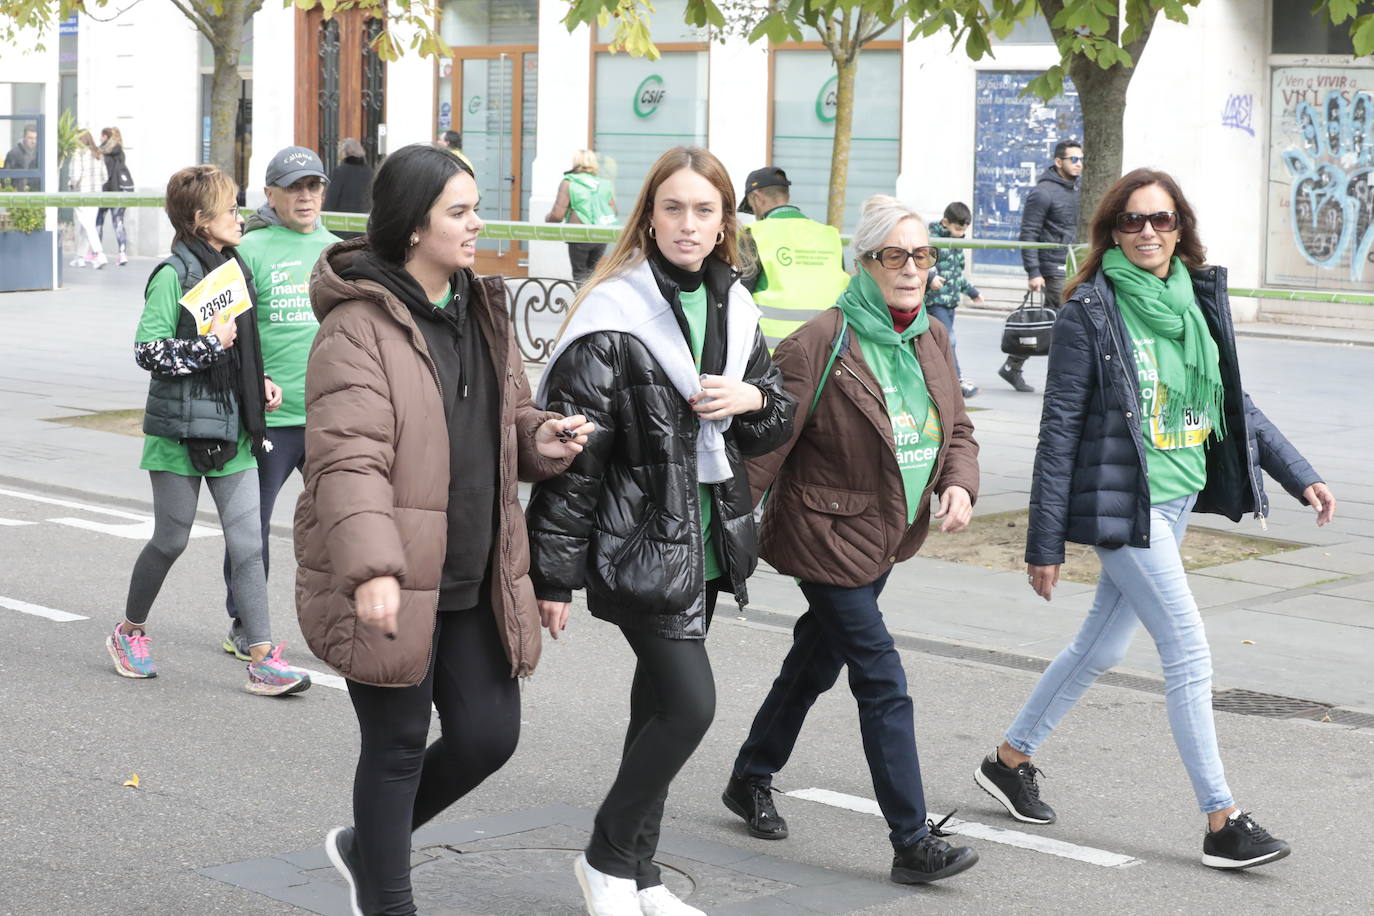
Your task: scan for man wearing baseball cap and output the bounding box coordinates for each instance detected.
[220,146,341,659]
[737,166,849,352]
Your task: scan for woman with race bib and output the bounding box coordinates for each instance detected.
[972,168,1337,871]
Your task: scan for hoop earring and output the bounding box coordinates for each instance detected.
[409,233,419,247]
[715,230,724,245]
[648,225,656,239]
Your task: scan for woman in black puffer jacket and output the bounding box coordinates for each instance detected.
[973,169,1336,872]
[526,146,793,915]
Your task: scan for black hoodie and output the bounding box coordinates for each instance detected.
[338,251,499,611]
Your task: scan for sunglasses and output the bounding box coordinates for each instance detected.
[1114,210,1179,234]
[1061,156,1084,164]
[866,246,938,270]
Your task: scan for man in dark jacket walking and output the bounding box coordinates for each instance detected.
[1001,139,1081,392]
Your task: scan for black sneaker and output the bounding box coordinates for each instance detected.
[890,812,979,884]
[722,774,789,839]
[998,362,1035,392]
[974,749,1056,824]
[1202,811,1291,870]
[326,826,367,916]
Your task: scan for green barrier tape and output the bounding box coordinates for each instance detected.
[1230,286,1374,306]
[0,193,166,207]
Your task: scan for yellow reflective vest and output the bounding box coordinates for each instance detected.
[746,215,850,352]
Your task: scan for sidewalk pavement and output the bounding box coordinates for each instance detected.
[3,260,1372,715]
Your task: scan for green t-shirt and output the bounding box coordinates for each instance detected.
[135,266,256,478]
[1120,310,1210,504]
[235,224,341,427]
[866,339,942,524]
[680,284,723,582]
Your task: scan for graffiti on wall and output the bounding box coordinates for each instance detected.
[1268,69,1374,291]
[1221,94,1255,136]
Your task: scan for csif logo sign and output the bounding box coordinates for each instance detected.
[815,75,838,123]
[634,75,667,119]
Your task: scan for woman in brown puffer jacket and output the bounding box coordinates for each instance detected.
[296,144,592,916]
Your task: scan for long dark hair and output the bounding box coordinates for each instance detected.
[367,143,475,264]
[1066,168,1208,298]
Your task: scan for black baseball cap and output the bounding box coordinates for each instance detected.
[738,167,791,214]
[265,146,328,188]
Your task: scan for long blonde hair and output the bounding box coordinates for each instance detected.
[564,147,740,329]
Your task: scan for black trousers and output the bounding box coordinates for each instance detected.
[586,587,718,889]
[345,601,520,915]
[1005,269,1064,371]
[568,242,606,286]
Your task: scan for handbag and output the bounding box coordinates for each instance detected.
[1000,291,1057,356]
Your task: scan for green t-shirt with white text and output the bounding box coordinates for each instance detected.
[865,340,942,524]
[236,223,340,427]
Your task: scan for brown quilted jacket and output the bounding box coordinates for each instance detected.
[295,241,570,686]
[748,308,979,588]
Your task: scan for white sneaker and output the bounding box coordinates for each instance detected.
[573,853,640,916]
[638,883,707,915]
[92,252,109,269]
[69,256,90,268]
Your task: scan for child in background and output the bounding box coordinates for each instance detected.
[923,202,983,398]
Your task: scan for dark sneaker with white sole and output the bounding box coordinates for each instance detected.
[1202,811,1291,870]
[326,826,367,916]
[722,774,789,839]
[890,812,979,884]
[974,749,1056,824]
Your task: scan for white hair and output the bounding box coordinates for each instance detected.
[851,194,924,263]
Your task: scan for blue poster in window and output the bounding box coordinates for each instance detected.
[973,71,1082,271]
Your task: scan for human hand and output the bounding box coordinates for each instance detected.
[691,375,764,420]
[1303,482,1336,526]
[1027,564,1060,601]
[355,575,401,637]
[929,275,945,291]
[1028,276,1045,292]
[934,485,972,533]
[535,414,595,458]
[539,600,570,638]
[211,309,237,349]
[971,296,985,305]
[264,378,283,411]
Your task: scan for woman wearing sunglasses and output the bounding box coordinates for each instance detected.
[722,195,980,886]
[973,168,1336,870]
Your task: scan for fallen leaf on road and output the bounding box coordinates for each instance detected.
[1241,640,1255,645]
[122,774,140,788]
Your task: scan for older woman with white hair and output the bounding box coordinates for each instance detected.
[720,194,982,885]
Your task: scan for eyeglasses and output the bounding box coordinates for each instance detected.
[1060,156,1084,164]
[865,246,938,270]
[1114,210,1179,234]
[284,178,326,196]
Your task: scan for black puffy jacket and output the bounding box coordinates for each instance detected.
[1026,265,1322,566]
[527,257,795,639]
[1018,166,1079,279]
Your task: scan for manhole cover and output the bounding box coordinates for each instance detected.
[1211,688,1330,719]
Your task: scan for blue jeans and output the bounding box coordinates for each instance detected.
[926,304,961,378]
[224,425,306,619]
[1006,493,1234,814]
[731,572,931,848]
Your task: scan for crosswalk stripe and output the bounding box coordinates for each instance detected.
[298,666,348,691]
[0,595,89,622]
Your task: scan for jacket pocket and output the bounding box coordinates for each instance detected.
[799,484,873,517]
[610,504,662,566]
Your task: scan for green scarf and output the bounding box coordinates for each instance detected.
[1102,248,1225,439]
[836,266,929,413]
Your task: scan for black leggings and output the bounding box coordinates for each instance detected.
[587,590,718,889]
[345,602,520,915]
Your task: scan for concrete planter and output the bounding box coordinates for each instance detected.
[0,230,56,292]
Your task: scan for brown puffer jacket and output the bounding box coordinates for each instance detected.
[295,241,570,686]
[747,308,979,588]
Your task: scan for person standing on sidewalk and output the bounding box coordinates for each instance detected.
[108,164,311,697]
[219,146,340,661]
[545,149,618,286]
[736,166,849,353]
[300,144,591,916]
[973,168,1337,870]
[924,201,984,398]
[68,129,106,269]
[722,195,981,887]
[526,146,794,916]
[1000,139,1081,392]
[96,127,133,266]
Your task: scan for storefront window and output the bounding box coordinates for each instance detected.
[593,50,708,209]
[1271,0,1355,55]
[442,0,537,47]
[597,0,705,44]
[770,49,900,232]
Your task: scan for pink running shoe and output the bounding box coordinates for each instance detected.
[107,623,157,678]
[245,643,312,696]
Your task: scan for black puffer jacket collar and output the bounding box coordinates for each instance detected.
[1025,266,1321,566]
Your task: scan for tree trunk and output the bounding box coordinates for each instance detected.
[207,0,247,174]
[1067,56,1131,242]
[827,53,858,229]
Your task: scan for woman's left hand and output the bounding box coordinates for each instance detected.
[263,377,283,411]
[691,376,764,420]
[934,485,973,533]
[535,414,595,458]
[1303,482,1337,526]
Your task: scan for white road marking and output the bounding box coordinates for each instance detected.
[298,666,348,691]
[0,595,89,622]
[785,788,1142,868]
[0,487,219,539]
[0,518,35,526]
